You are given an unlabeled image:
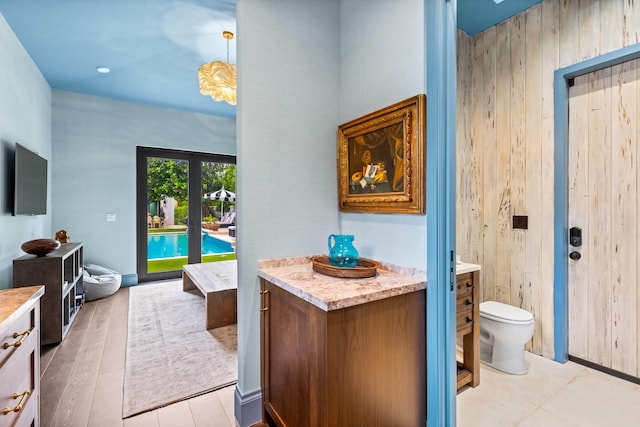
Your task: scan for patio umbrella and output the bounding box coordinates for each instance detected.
[203,186,236,217]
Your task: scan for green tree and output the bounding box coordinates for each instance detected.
[147,159,236,219]
[201,162,236,193]
[147,158,188,203]
[201,163,236,217]
[220,164,236,192]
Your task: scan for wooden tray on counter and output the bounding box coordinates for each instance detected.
[311,256,379,278]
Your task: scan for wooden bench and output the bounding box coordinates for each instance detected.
[182,260,237,330]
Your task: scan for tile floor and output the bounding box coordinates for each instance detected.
[458,352,640,427]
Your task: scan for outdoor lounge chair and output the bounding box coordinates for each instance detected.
[203,221,220,231]
[216,211,235,228]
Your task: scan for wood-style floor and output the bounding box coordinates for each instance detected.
[40,285,237,427]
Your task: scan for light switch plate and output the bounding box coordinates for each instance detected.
[106,213,116,222]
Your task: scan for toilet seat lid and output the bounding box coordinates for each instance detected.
[480,301,533,323]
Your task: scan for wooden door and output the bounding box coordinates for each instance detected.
[567,58,640,378]
[260,279,328,427]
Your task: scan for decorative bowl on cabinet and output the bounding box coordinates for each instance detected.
[21,238,60,256]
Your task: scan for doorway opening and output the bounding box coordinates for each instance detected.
[554,44,640,367]
[566,58,640,382]
[136,146,236,282]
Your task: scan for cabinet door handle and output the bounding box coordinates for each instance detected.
[2,390,30,415]
[260,289,269,311]
[457,281,473,290]
[2,330,30,349]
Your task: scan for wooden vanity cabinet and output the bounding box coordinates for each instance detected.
[260,278,426,427]
[0,287,43,427]
[456,270,480,390]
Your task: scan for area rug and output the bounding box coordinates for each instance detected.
[123,280,237,418]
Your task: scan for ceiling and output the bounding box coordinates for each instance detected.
[0,0,540,120]
[458,0,542,36]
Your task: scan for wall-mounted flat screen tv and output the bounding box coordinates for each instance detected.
[13,143,48,216]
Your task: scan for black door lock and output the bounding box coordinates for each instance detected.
[569,227,582,247]
[569,251,581,260]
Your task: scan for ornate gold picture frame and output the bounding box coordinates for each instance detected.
[337,94,426,214]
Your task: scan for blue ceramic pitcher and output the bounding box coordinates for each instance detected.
[328,234,359,268]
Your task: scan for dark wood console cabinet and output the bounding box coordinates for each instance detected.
[13,243,84,345]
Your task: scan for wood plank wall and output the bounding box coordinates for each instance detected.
[456,0,640,359]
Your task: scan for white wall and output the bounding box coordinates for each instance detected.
[235,0,426,424]
[0,13,52,289]
[339,0,427,268]
[235,0,340,423]
[51,90,236,276]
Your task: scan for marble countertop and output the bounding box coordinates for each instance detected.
[0,286,45,332]
[258,256,427,311]
[456,262,481,275]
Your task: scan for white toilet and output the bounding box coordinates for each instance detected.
[479,301,535,375]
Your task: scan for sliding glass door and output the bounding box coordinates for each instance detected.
[201,160,237,260]
[136,147,236,282]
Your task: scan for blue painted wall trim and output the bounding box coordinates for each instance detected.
[120,274,138,287]
[553,42,640,363]
[553,69,568,363]
[426,0,457,425]
[234,386,262,427]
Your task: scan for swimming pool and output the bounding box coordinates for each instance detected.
[147,232,234,259]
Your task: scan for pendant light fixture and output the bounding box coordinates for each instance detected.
[198,30,236,105]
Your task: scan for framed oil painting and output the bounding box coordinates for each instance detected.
[337,94,426,214]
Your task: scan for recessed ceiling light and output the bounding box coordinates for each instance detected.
[96,66,111,74]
